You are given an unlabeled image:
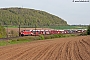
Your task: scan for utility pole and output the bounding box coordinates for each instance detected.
[18,7,21,37]
[19,25,20,36]
[35,24,36,37]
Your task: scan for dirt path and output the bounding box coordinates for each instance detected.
[0,36,90,60]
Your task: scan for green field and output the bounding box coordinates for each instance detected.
[46,25,87,29]
[4,25,87,29]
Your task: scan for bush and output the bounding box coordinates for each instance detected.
[39,35,45,40]
[53,34,59,38]
[44,35,53,39]
[0,25,6,38]
[87,25,90,35]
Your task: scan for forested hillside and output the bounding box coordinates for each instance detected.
[0,7,68,27]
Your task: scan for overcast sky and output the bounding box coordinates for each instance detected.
[0,0,90,25]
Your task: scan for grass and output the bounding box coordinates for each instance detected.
[0,41,8,46]
[0,36,39,46]
[0,39,31,46]
[48,25,87,29]
[3,25,87,29]
[4,25,18,28]
[0,34,77,46]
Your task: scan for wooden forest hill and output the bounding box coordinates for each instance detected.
[0,7,68,27]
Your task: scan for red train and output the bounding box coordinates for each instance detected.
[20,29,87,36]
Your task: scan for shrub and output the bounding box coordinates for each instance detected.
[53,34,59,38]
[44,35,52,39]
[39,35,45,40]
[87,25,90,35]
[57,34,63,38]
[0,25,6,38]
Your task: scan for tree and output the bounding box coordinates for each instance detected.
[0,25,6,38]
[87,25,90,35]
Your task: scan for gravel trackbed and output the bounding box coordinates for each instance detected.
[0,36,90,60]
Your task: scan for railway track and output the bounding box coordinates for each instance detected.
[0,36,21,41]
